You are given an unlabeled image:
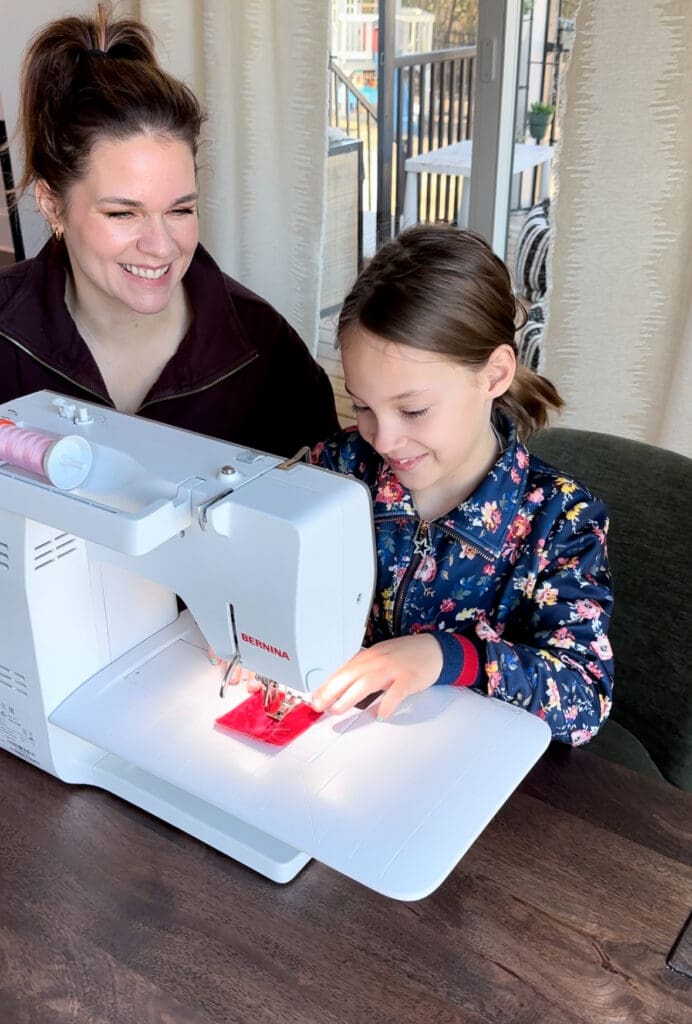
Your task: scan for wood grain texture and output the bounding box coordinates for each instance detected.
[0,746,690,1024]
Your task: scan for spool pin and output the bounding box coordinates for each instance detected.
[0,419,93,490]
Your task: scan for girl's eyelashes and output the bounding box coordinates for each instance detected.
[351,403,429,420]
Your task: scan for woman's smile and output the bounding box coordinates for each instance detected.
[121,262,172,281]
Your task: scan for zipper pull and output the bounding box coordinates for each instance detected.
[412,521,433,558]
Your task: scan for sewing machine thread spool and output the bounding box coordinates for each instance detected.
[0,418,93,490]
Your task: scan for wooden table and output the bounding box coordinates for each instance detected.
[401,140,554,229]
[0,744,690,1024]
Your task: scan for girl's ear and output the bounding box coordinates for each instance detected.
[35,181,63,234]
[485,344,516,399]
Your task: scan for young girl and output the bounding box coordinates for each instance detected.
[310,226,613,746]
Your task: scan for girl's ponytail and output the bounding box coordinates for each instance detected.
[496,362,564,441]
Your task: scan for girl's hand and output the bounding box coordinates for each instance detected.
[311,635,443,720]
[207,648,262,692]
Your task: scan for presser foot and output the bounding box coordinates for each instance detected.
[259,677,306,722]
[217,662,306,723]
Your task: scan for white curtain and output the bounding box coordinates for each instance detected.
[544,0,692,458]
[130,0,330,353]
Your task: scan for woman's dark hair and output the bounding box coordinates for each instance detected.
[337,224,563,439]
[16,2,205,206]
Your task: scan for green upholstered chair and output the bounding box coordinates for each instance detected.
[530,428,692,791]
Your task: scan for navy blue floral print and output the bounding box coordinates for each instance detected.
[313,417,614,745]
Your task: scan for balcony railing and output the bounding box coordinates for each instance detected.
[328,1,565,251]
[329,46,476,232]
[328,59,377,211]
[392,46,476,227]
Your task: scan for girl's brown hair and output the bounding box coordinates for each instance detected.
[337,224,563,440]
[16,2,205,206]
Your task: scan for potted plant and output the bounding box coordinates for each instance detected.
[527,101,555,143]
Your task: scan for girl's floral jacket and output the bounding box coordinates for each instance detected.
[312,418,614,746]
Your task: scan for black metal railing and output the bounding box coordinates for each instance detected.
[392,46,476,229]
[328,8,566,254]
[329,47,476,235]
[328,59,377,210]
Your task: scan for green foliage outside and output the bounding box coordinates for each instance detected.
[415,0,478,49]
[529,101,555,116]
[415,0,579,52]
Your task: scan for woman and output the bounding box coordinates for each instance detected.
[0,4,338,455]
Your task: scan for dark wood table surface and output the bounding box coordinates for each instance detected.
[1,743,690,1024]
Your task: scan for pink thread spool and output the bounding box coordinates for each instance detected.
[0,418,92,490]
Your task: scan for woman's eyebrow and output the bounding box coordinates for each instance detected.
[96,192,199,206]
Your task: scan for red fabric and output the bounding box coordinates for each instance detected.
[215,690,323,747]
[453,635,481,687]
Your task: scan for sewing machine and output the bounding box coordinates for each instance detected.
[0,390,550,900]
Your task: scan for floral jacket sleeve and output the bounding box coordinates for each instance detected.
[465,494,613,745]
[312,423,614,746]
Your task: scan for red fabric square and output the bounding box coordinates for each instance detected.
[215,690,323,747]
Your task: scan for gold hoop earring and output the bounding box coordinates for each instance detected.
[54,226,63,242]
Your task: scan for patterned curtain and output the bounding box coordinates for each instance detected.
[131,0,330,353]
[544,0,692,457]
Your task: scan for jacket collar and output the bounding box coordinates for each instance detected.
[0,239,107,398]
[370,416,530,557]
[0,238,257,407]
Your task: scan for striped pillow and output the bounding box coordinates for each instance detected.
[514,199,551,303]
[516,301,545,372]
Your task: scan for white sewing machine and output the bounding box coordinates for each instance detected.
[0,390,550,900]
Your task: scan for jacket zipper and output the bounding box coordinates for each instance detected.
[0,329,110,405]
[374,514,497,635]
[435,521,495,562]
[374,511,495,562]
[392,520,429,635]
[1,329,259,413]
[139,352,259,411]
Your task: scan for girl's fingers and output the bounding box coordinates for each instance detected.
[246,672,262,692]
[212,655,261,694]
[311,672,357,711]
[375,682,409,721]
[331,678,376,714]
[312,652,378,711]
[331,668,396,714]
[228,664,244,685]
